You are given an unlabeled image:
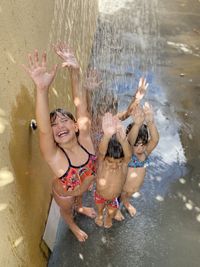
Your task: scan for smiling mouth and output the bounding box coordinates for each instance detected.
[57,130,69,137]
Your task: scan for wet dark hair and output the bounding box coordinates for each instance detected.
[126,123,148,145]
[105,134,124,159]
[50,108,79,136]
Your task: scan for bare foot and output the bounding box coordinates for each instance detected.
[95,216,103,227]
[114,209,125,221]
[73,229,88,242]
[77,206,96,218]
[69,224,88,242]
[104,214,112,228]
[124,202,136,217]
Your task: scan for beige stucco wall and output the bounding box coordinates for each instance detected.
[0,0,98,266]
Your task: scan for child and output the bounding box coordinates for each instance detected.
[120,103,159,217]
[23,43,97,242]
[94,113,131,228]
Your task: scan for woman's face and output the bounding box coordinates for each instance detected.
[51,113,78,144]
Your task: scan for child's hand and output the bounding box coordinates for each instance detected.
[22,50,57,90]
[102,112,117,137]
[53,42,80,70]
[143,102,154,123]
[83,69,102,91]
[126,77,148,117]
[132,106,145,125]
[135,77,148,103]
[116,117,126,141]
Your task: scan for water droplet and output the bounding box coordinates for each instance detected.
[79,253,84,260]
[196,214,200,222]
[133,192,140,198]
[101,236,106,244]
[185,203,193,210]
[179,178,186,184]
[156,176,162,182]
[156,195,164,201]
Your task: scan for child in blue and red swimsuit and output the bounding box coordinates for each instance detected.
[120,103,159,217]
[24,43,99,242]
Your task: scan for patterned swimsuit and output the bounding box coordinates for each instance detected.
[128,153,149,168]
[59,144,97,191]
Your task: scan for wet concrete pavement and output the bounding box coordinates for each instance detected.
[48,1,200,266]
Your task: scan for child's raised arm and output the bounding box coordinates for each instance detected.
[23,50,58,162]
[54,43,91,137]
[143,102,159,155]
[116,119,132,163]
[98,113,117,157]
[127,106,145,145]
[117,77,148,121]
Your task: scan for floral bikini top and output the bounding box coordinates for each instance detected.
[59,144,97,191]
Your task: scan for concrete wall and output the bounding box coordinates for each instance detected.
[0,0,98,266]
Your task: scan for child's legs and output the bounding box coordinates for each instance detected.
[104,205,117,228]
[75,195,96,218]
[94,191,106,226]
[121,168,145,216]
[53,192,88,242]
[95,202,105,227]
[113,196,125,221]
[120,191,136,217]
[114,209,125,221]
[123,167,145,195]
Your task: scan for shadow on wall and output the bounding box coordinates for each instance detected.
[9,85,34,196]
[9,85,52,262]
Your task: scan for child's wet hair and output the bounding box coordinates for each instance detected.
[50,108,79,136]
[105,134,124,159]
[50,108,76,123]
[126,123,148,145]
